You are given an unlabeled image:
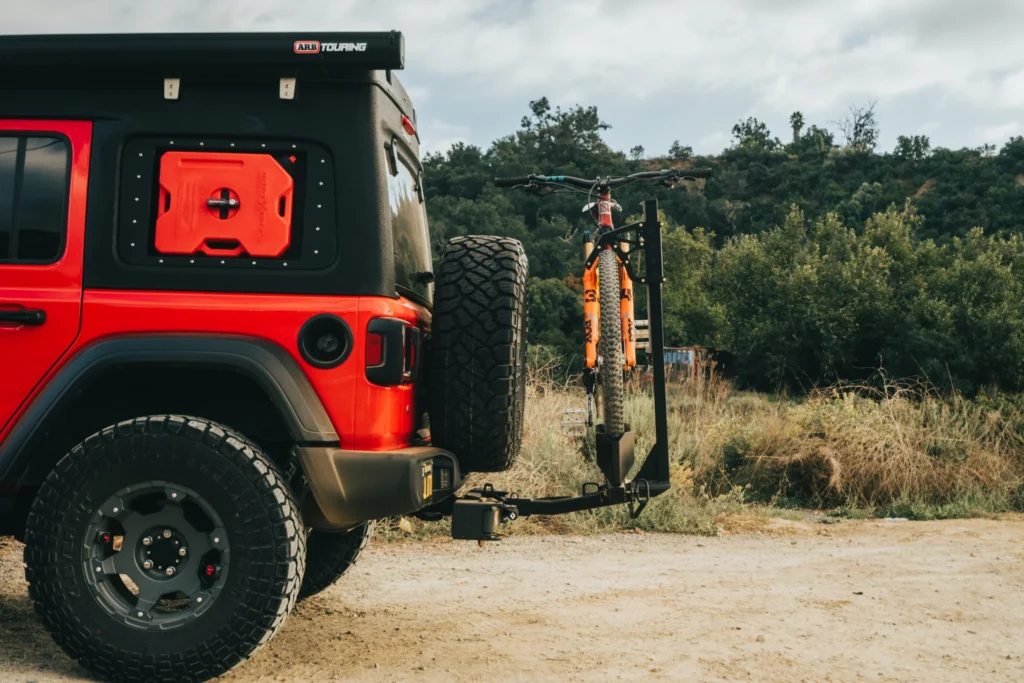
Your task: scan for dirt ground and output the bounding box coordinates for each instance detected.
[2,516,1023,682]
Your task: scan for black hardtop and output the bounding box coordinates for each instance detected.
[0,31,404,79]
[0,31,423,302]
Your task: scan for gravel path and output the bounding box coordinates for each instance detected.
[2,516,1023,682]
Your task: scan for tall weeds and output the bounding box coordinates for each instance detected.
[495,372,1021,528]
[699,379,1024,510]
[389,373,1024,539]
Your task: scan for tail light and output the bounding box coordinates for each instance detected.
[366,318,421,385]
[366,332,384,367]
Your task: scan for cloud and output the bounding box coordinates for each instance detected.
[697,131,731,152]
[4,0,1022,154]
[976,121,1020,145]
[405,85,431,104]
[6,0,1023,111]
[996,69,1024,108]
[419,120,472,156]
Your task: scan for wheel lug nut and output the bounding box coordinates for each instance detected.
[142,536,153,546]
[165,567,176,576]
[179,548,188,557]
[162,530,172,539]
[143,560,153,569]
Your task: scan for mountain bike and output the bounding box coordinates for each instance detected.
[494,167,712,486]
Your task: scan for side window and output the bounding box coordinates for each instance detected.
[0,135,70,264]
[385,142,433,303]
[0,138,14,260]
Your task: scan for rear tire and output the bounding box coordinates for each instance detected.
[598,248,625,435]
[23,416,305,683]
[298,523,373,601]
[428,235,529,473]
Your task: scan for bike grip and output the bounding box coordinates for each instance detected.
[494,176,532,187]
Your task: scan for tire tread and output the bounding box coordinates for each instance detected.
[428,235,529,472]
[23,415,306,683]
[598,249,625,434]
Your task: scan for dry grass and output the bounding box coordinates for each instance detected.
[701,380,1024,513]
[386,373,1024,539]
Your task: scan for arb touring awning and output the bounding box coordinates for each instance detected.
[0,31,405,81]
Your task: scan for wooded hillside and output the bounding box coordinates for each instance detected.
[424,98,1024,392]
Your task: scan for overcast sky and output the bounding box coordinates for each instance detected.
[5,0,1023,157]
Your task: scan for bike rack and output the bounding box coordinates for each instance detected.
[443,198,675,541]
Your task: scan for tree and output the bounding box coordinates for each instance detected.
[894,134,931,161]
[424,97,1024,392]
[661,225,726,347]
[731,117,781,151]
[519,97,552,131]
[789,111,805,144]
[791,124,835,155]
[527,276,584,361]
[630,144,645,160]
[835,100,879,151]
[502,96,615,166]
[668,140,693,160]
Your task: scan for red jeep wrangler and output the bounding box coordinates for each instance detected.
[1,30,694,683]
[0,32,529,681]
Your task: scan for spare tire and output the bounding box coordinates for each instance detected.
[428,235,528,473]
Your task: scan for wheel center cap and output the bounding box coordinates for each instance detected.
[141,528,188,572]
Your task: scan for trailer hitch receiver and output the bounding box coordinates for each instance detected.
[452,500,511,541]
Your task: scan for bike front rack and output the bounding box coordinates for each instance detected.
[442,198,674,541]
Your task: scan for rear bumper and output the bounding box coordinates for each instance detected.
[296,445,462,529]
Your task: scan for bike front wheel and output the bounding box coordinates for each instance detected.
[598,247,625,435]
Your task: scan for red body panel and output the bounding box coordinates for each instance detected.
[0,120,91,433]
[0,290,428,451]
[0,118,424,455]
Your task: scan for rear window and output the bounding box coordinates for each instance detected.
[385,144,433,304]
[0,135,70,263]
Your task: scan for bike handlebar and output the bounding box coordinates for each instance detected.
[494,167,712,190]
[494,176,534,188]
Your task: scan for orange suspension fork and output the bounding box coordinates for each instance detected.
[583,231,599,368]
[620,240,636,368]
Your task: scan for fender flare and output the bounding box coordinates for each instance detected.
[0,335,338,486]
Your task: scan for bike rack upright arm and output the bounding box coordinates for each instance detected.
[635,198,671,484]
